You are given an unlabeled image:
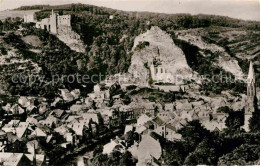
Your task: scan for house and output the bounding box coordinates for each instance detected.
[26,140,39,154]
[9,104,24,115]
[157,111,175,123]
[18,96,29,108]
[103,138,124,155]
[71,122,85,137]
[109,15,114,20]
[0,152,31,166]
[99,108,112,121]
[137,134,162,166]
[30,127,47,138]
[112,95,123,105]
[82,112,100,124]
[143,102,156,116]
[66,116,82,123]
[59,89,74,102]
[2,122,29,139]
[202,120,227,132]
[51,97,63,107]
[71,89,80,99]
[54,125,69,136]
[38,103,49,115]
[120,105,136,123]
[52,109,66,119]
[39,115,59,128]
[154,85,182,93]
[136,125,147,135]
[18,96,37,108]
[24,154,46,166]
[212,112,228,123]
[84,97,94,107]
[94,84,101,93]
[164,103,175,112]
[26,117,38,126]
[109,108,121,127]
[2,104,11,114]
[180,111,193,122]
[175,100,193,111]
[211,98,227,112]
[0,130,8,152]
[137,114,153,126]
[128,141,139,159]
[154,124,181,142]
[70,104,88,113]
[124,125,134,135]
[64,133,75,144]
[26,105,37,114]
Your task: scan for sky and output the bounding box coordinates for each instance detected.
[0,0,259,21]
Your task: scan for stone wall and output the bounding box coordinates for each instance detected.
[57,15,71,27]
[57,25,85,52]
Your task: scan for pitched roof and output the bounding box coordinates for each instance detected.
[138,135,162,160]
[24,154,45,166]
[30,128,47,137]
[82,112,99,124]
[137,114,153,126]
[0,153,24,166]
[124,125,134,135]
[103,140,119,154]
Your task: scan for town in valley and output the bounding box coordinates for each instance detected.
[0,2,260,166]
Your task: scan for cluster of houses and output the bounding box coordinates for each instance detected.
[0,80,228,165]
[0,62,257,165]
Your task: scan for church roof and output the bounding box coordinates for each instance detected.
[247,61,255,83]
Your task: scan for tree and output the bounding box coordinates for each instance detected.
[184,138,218,165]
[249,108,260,132]
[92,153,109,166]
[164,141,187,166]
[225,110,244,130]
[178,120,211,151]
[93,145,104,157]
[119,151,137,166]
[125,131,139,147]
[218,144,260,165]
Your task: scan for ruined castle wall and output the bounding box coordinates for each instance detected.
[57,15,71,27]
[49,14,57,34]
[24,14,35,23]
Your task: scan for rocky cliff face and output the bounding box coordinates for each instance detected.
[128,26,197,85]
[176,29,244,79]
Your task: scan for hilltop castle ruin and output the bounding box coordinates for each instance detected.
[35,10,71,35]
[24,10,85,52]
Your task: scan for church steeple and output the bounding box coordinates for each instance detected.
[247,61,256,97]
[243,61,257,131]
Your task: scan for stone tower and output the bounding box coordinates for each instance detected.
[244,61,257,131]
[49,9,58,34]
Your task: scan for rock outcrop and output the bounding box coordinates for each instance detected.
[176,30,244,79]
[128,26,197,86]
